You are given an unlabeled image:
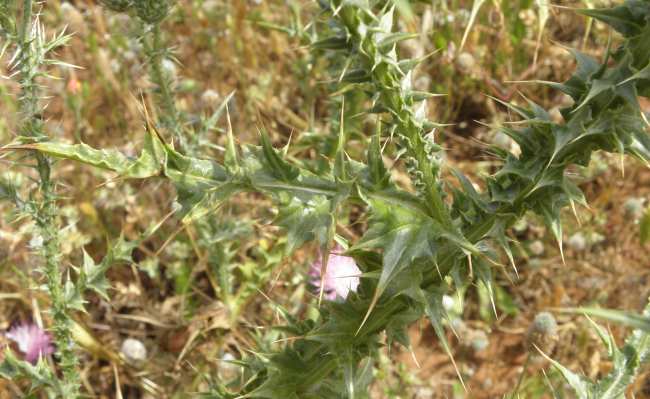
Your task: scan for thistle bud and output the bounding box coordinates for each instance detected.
[526,312,558,354]
[134,0,171,24]
[99,0,133,12]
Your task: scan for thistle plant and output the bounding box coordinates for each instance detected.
[138,1,184,148]
[98,0,184,148]
[2,0,650,397]
[0,1,80,396]
[540,301,650,399]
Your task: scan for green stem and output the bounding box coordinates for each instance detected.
[18,1,80,396]
[337,5,452,226]
[144,22,184,148]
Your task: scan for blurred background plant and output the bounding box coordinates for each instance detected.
[0,0,648,398]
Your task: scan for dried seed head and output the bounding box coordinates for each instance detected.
[568,232,586,252]
[456,52,476,74]
[526,312,558,354]
[99,0,133,12]
[469,329,489,353]
[528,240,545,256]
[134,0,171,24]
[201,89,222,109]
[120,337,147,364]
[624,197,646,221]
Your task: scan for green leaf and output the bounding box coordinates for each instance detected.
[561,307,650,332]
[554,301,650,399]
[18,128,166,178]
[577,5,644,37]
[163,144,229,193]
[539,199,565,263]
[377,32,418,49]
[275,195,333,254]
[540,349,592,399]
[74,236,137,305]
[0,350,57,390]
[80,249,111,300]
[259,130,299,182]
[312,36,350,50]
[594,344,639,399]
[365,134,389,189]
[475,259,497,320]
[0,180,15,202]
[423,285,465,389]
[179,182,244,224]
[572,79,614,113]
[355,198,438,299]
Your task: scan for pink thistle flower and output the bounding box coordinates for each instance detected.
[309,245,361,301]
[6,323,54,364]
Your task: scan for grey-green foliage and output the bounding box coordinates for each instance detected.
[546,302,650,399]
[98,0,183,147]
[99,0,133,13]
[4,0,650,397]
[1,1,80,397]
[65,236,137,313]
[0,350,59,394]
[98,0,173,23]
[134,0,172,24]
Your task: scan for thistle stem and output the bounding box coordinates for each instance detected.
[144,22,184,148]
[17,1,80,396]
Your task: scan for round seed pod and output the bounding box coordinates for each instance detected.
[568,232,586,252]
[526,312,558,354]
[99,0,133,12]
[134,0,171,24]
[120,337,147,365]
[456,52,476,74]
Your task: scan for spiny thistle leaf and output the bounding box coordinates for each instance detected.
[354,198,437,300]
[5,0,650,396]
[549,301,650,399]
[0,349,58,391]
[4,128,166,179]
[561,307,650,332]
[67,236,137,312]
